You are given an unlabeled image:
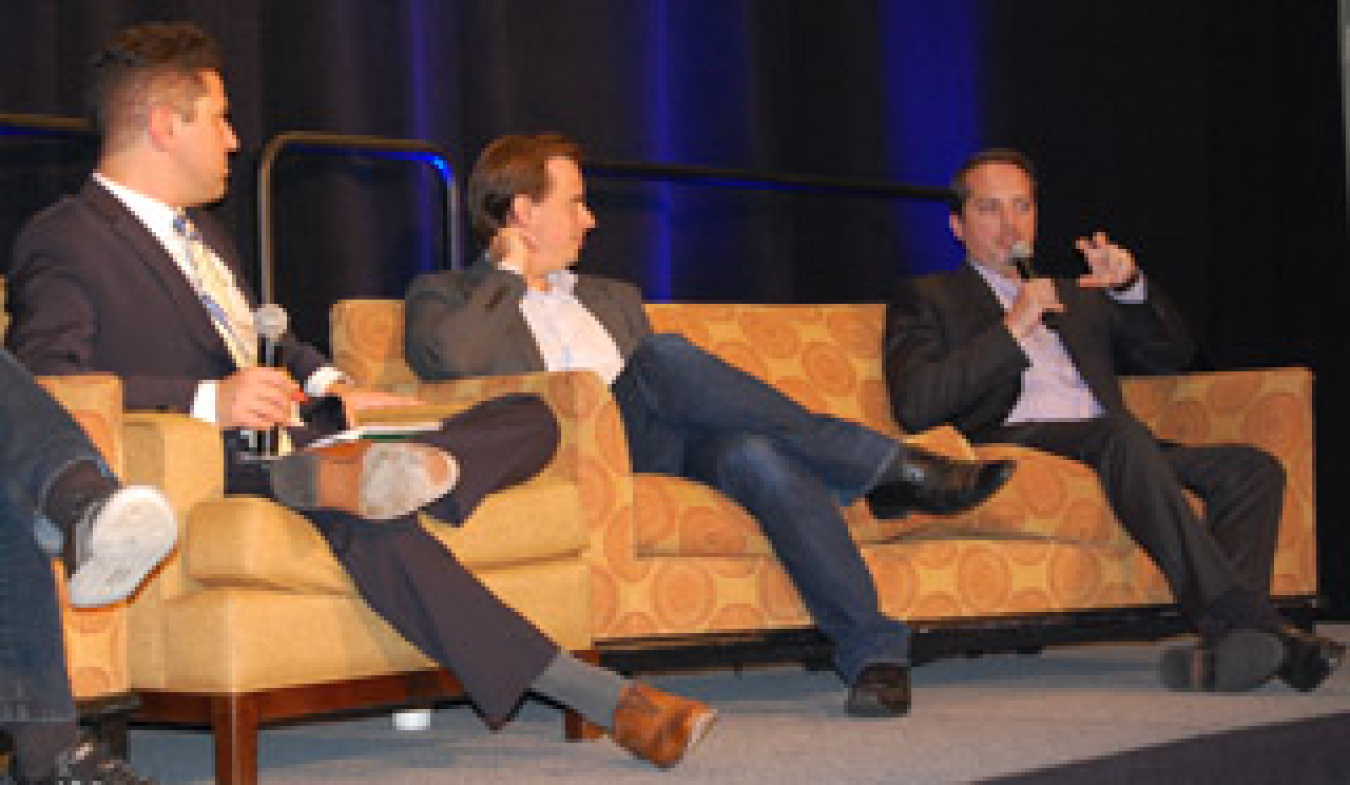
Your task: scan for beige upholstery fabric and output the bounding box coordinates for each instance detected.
[120,396,593,694]
[330,299,1317,643]
[36,374,130,700]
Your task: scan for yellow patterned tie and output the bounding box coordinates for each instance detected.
[173,214,293,454]
[173,214,257,368]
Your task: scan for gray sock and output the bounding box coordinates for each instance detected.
[530,652,630,729]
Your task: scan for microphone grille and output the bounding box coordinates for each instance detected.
[1009,241,1033,261]
[254,303,289,339]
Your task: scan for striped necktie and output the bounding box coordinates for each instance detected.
[172,214,256,368]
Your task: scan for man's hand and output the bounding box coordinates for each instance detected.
[1004,278,1065,340]
[1076,231,1138,289]
[489,227,535,276]
[216,367,304,429]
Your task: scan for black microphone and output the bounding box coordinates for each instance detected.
[1009,242,1060,331]
[254,304,289,457]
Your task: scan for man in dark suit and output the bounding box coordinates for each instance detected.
[883,148,1344,693]
[6,23,714,769]
[404,133,1016,719]
[0,346,177,784]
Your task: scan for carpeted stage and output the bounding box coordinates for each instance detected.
[128,625,1350,783]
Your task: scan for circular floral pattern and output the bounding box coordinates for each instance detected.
[801,342,857,399]
[956,546,1014,612]
[652,563,717,629]
[739,310,802,360]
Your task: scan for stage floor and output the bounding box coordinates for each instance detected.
[129,625,1350,783]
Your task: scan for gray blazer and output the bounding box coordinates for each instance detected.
[404,263,653,381]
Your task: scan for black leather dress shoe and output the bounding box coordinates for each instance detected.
[1159,628,1285,692]
[1276,627,1347,692]
[845,663,911,717]
[866,446,1015,519]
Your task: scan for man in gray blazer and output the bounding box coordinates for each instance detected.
[405,133,1016,719]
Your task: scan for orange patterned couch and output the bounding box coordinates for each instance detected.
[332,300,1317,654]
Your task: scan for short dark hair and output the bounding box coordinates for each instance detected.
[948,149,1037,214]
[467,133,584,242]
[87,22,223,145]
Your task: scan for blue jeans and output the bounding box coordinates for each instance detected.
[0,348,109,725]
[613,334,908,681]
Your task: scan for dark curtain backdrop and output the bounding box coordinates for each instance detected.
[1,0,1347,614]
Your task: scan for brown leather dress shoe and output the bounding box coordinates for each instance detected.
[611,683,717,768]
[269,440,458,520]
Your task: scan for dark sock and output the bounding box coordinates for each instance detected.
[1205,587,1287,636]
[9,720,78,781]
[41,461,118,537]
[529,652,630,729]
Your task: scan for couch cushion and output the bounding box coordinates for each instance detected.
[185,477,585,593]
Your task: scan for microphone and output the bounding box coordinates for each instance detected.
[1008,242,1059,331]
[253,304,289,457]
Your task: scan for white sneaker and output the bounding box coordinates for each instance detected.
[66,486,177,608]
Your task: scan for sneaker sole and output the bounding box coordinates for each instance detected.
[68,486,177,608]
[1159,629,1285,692]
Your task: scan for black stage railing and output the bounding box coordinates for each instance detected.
[256,131,461,304]
[0,112,92,139]
[585,158,952,204]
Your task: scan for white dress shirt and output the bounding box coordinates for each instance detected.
[517,269,626,386]
[972,262,1146,425]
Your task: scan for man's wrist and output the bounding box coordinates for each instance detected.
[1110,269,1142,293]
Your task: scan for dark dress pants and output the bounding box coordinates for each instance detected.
[0,348,112,725]
[229,393,562,724]
[613,334,910,682]
[984,414,1287,635]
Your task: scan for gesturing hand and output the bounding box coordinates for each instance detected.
[1076,231,1138,289]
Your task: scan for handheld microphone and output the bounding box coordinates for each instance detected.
[253,304,289,457]
[1008,242,1060,331]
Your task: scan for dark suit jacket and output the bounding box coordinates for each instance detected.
[404,262,652,381]
[882,264,1196,441]
[6,180,327,413]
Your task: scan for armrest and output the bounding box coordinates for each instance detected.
[122,411,227,514]
[1124,366,1316,595]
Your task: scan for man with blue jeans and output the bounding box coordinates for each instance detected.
[405,133,1016,717]
[0,347,177,784]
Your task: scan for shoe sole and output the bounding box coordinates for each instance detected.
[68,486,177,608]
[845,687,911,718]
[1159,629,1285,692]
[271,442,459,521]
[663,707,718,768]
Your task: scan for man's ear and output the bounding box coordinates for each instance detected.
[948,211,964,242]
[144,103,177,150]
[508,193,533,228]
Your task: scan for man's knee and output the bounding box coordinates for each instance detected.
[705,433,794,494]
[1232,445,1286,495]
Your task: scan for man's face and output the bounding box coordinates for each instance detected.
[949,161,1037,275]
[163,70,238,206]
[517,156,596,274]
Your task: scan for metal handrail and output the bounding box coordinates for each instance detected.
[0,112,92,139]
[585,159,951,203]
[256,131,461,304]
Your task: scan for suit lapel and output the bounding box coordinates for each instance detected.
[80,181,236,366]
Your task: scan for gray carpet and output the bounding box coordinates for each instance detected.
[129,625,1350,783]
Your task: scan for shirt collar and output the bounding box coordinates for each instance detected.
[93,172,186,254]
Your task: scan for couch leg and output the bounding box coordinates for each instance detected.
[565,649,605,741]
[211,694,260,785]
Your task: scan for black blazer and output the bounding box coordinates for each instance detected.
[6,180,326,413]
[882,264,1196,441]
